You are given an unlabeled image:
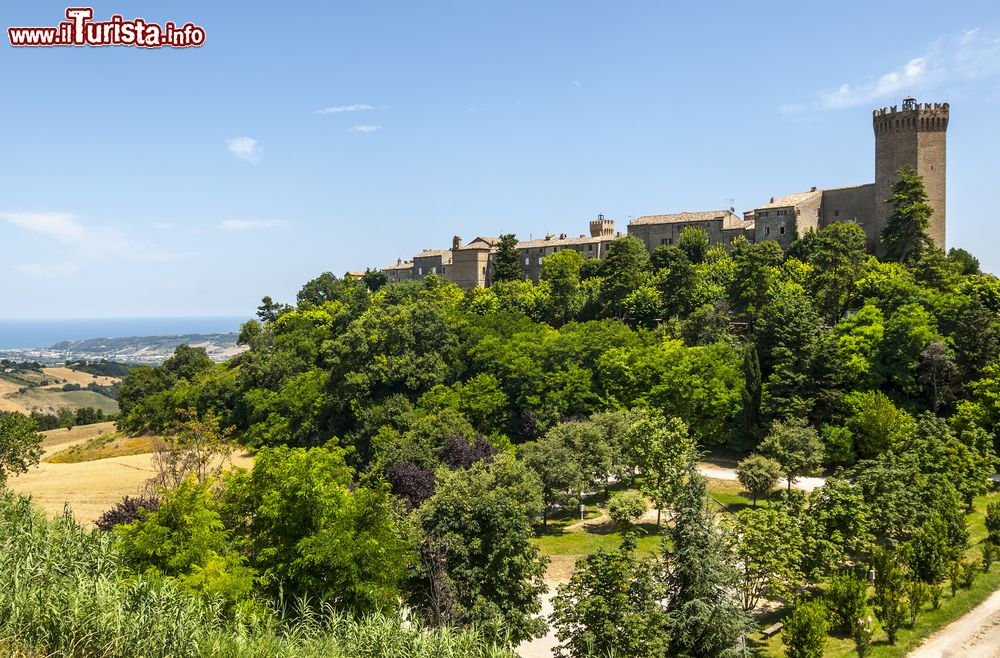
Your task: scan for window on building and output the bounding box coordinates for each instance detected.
[538,256,543,265]
[524,257,530,266]
[431,266,436,274]
[779,226,785,235]
[418,267,423,275]
[669,238,673,245]
[588,244,593,251]
[834,210,840,217]
[777,209,787,216]
[764,226,770,236]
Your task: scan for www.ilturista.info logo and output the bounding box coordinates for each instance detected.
[8,8,205,48]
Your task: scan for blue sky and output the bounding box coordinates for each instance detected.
[2,1,999,318]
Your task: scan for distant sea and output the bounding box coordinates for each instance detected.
[0,317,248,350]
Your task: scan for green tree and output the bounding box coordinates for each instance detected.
[759,418,824,490]
[986,502,1000,545]
[881,164,934,264]
[827,571,868,635]
[844,390,916,459]
[678,226,711,264]
[947,247,980,275]
[782,600,830,658]
[551,534,671,658]
[664,470,753,657]
[413,454,547,644]
[541,248,585,325]
[735,453,782,506]
[116,476,255,614]
[806,222,868,324]
[0,412,43,489]
[726,507,803,611]
[905,513,956,585]
[741,345,763,445]
[493,233,522,283]
[222,442,407,614]
[627,412,697,525]
[521,429,586,527]
[871,547,909,644]
[600,236,651,318]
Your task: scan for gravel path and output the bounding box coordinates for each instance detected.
[909,588,1000,658]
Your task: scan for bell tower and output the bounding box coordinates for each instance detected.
[873,98,949,249]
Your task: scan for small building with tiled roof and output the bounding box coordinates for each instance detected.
[382,258,415,283]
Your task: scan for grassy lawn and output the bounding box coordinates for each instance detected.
[47,433,160,464]
[754,490,1000,657]
[532,478,768,562]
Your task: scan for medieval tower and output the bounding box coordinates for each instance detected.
[873,98,949,248]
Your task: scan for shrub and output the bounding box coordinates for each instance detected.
[608,490,648,529]
[94,495,160,531]
[783,600,829,658]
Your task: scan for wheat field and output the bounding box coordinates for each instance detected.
[7,422,253,526]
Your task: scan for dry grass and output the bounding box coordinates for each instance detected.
[41,366,119,389]
[8,422,252,526]
[0,378,25,413]
[47,434,159,464]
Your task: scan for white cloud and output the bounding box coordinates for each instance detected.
[351,125,381,133]
[954,28,1000,79]
[820,57,938,109]
[2,210,198,264]
[787,28,1000,112]
[316,103,374,114]
[226,137,261,164]
[12,261,80,278]
[571,80,581,86]
[219,219,287,231]
[0,211,85,243]
[154,222,176,230]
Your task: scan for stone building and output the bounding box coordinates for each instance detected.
[380,99,949,285]
[383,258,414,283]
[412,248,452,278]
[628,210,754,253]
[449,236,500,290]
[516,216,619,283]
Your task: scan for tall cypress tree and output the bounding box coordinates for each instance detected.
[664,470,753,657]
[492,233,522,283]
[881,164,934,264]
[741,344,763,447]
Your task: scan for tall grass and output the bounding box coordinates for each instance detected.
[0,493,516,658]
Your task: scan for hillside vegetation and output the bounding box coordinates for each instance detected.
[3,170,1000,656]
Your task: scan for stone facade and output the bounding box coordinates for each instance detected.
[629,210,754,252]
[380,99,949,287]
[412,249,452,278]
[449,236,499,290]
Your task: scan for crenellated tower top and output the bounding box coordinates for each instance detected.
[873,99,949,135]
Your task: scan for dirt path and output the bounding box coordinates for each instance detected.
[909,588,1000,657]
[697,463,827,492]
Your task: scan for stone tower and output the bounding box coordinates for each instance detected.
[589,214,615,238]
[873,98,948,248]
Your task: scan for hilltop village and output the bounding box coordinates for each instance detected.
[381,98,949,289]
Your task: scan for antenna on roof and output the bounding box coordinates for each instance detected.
[725,198,736,214]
